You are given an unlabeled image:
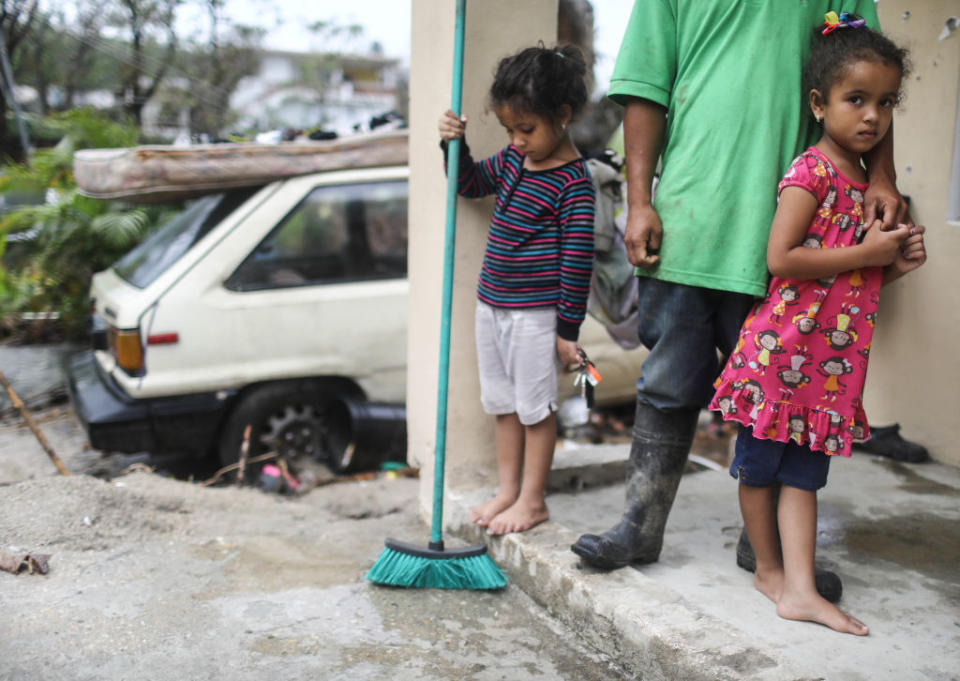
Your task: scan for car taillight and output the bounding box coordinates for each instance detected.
[108,327,144,374]
[147,332,179,345]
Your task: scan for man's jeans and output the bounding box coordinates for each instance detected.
[635,277,756,410]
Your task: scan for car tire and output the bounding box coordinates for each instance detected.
[217,382,346,479]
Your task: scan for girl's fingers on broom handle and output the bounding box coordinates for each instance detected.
[439,109,467,141]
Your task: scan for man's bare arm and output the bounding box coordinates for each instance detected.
[622,97,668,267]
[862,122,908,229]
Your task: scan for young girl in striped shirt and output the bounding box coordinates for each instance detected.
[438,44,595,535]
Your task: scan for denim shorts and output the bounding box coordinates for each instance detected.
[634,278,756,410]
[730,426,831,491]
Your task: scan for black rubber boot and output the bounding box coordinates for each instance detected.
[735,526,844,603]
[571,403,699,569]
[856,424,929,463]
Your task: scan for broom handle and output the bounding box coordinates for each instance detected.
[430,0,466,550]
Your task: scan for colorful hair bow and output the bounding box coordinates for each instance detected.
[822,11,866,35]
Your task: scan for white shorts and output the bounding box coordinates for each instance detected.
[474,302,559,426]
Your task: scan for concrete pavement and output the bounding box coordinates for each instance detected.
[448,442,960,681]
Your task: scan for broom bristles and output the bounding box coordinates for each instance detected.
[366,540,507,590]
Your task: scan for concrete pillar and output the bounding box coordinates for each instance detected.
[407,0,559,518]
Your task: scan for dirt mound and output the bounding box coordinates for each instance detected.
[0,473,192,551]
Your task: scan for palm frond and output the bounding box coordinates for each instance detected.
[91,209,153,248]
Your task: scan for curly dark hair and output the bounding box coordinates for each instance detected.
[488,43,588,124]
[803,18,910,102]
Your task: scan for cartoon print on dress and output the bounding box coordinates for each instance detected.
[716,394,738,416]
[848,421,866,442]
[733,378,766,420]
[711,149,883,457]
[813,277,834,302]
[734,378,765,405]
[777,347,813,401]
[730,323,755,370]
[807,155,836,181]
[845,185,864,232]
[792,301,822,335]
[823,309,859,351]
[769,284,800,325]
[818,356,854,403]
[832,212,854,232]
[823,432,844,455]
[817,186,837,224]
[846,269,865,298]
[788,413,806,445]
[751,329,786,375]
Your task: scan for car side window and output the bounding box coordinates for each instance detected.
[225,180,407,291]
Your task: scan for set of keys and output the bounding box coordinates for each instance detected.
[573,345,602,409]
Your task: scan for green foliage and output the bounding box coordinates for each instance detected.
[2,109,139,193]
[0,191,176,340]
[43,108,141,151]
[0,110,170,342]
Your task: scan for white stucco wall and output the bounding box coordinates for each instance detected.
[861,2,960,465]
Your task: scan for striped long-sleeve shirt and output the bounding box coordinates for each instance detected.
[449,143,596,341]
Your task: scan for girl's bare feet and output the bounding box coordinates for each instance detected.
[753,567,784,604]
[469,492,517,527]
[777,591,869,636]
[485,498,549,535]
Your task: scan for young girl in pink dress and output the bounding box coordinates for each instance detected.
[709,13,926,636]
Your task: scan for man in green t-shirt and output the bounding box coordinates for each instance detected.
[571,1,906,590]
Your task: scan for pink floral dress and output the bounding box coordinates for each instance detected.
[709,147,881,457]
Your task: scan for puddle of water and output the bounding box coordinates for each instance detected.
[878,460,960,497]
[836,512,960,584]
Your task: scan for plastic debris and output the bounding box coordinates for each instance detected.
[257,463,301,494]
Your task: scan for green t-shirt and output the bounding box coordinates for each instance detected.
[609,0,879,296]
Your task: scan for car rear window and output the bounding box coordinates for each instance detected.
[113,187,259,289]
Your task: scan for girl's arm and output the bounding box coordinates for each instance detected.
[766,186,911,280]
[555,176,596,343]
[438,109,503,198]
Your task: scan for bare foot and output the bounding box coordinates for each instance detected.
[469,492,517,527]
[485,499,549,536]
[777,591,869,636]
[754,567,784,604]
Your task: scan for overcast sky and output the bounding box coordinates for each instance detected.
[193,0,633,96]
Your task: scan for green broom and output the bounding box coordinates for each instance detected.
[366,0,507,590]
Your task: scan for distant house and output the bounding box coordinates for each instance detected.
[228,48,406,135]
